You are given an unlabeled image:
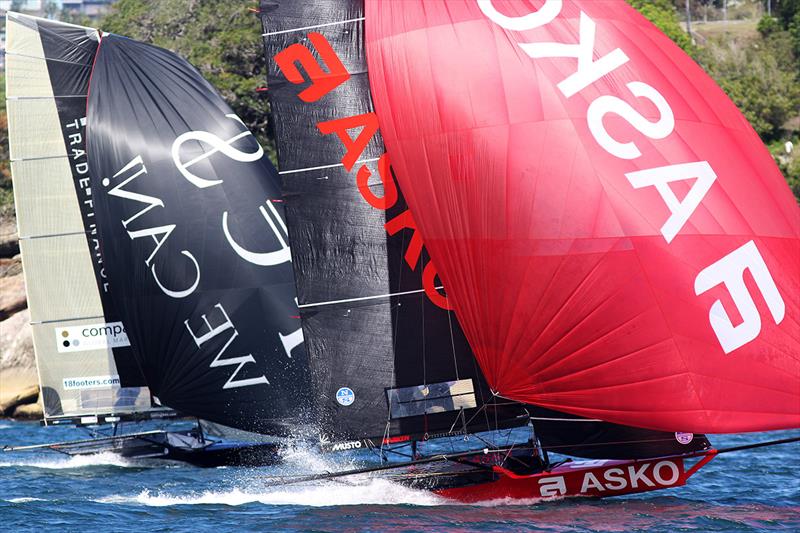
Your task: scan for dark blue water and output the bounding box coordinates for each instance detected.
[1,420,798,532]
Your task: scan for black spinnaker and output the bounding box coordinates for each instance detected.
[87,33,310,435]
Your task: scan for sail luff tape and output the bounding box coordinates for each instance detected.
[262,17,366,37]
[278,157,381,175]
[299,286,445,309]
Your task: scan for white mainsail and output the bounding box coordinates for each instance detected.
[5,13,163,424]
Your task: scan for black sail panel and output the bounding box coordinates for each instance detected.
[87,34,311,434]
[260,0,524,445]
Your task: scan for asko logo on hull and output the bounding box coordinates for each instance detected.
[535,459,686,498]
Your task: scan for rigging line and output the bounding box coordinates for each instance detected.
[277,157,380,175]
[446,292,459,380]
[714,435,800,455]
[390,208,410,361]
[298,286,444,308]
[262,17,366,37]
[530,416,605,422]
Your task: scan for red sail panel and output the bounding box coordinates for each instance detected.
[365,0,800,433]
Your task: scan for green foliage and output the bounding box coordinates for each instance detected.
[790,11,800,67]
[757,15,781,36]
[698,38,799,141]
[769,138,800,201]
[628,0,694,55]
[100,0,275,161]
[695,22,800,144]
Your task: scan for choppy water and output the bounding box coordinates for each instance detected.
[1,420,798,532]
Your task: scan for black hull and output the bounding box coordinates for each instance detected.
[41,430,282,468]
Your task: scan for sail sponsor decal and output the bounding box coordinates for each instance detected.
[329,440,363,452]
[272,31,451,310]
[63,375,121,390]
[336,387,355,406]
[475,0,786,355]
[56,322,131,353]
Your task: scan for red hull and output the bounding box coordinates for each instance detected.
[435,452,717,504]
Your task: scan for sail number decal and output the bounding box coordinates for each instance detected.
[273,33,452,310]
[478,0,786,354]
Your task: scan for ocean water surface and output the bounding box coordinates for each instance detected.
[1,420,798,532]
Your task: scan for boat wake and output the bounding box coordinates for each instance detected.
[0,452,139,469]
[98,478,443,508]
[4,497,48,503]
[97,445,443,507]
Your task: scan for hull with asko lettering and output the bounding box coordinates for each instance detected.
[427,451,717,504]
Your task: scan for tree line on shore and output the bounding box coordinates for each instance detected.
[0,0,798,216]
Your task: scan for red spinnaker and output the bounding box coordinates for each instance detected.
[365,0,800,433]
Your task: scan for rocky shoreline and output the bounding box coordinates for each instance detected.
[0,216,41,420]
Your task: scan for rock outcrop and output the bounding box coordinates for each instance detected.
[0,268,26,321]
[0,215,39,419]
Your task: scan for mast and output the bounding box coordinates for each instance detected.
[4,12,169,425]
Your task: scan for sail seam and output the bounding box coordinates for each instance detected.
[299,286,444,309]
[278,157,380,175]
[262,17,365,37]
[8,95,88,99]
[4,50,94,66]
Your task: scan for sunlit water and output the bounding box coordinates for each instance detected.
[1,420,798,532]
